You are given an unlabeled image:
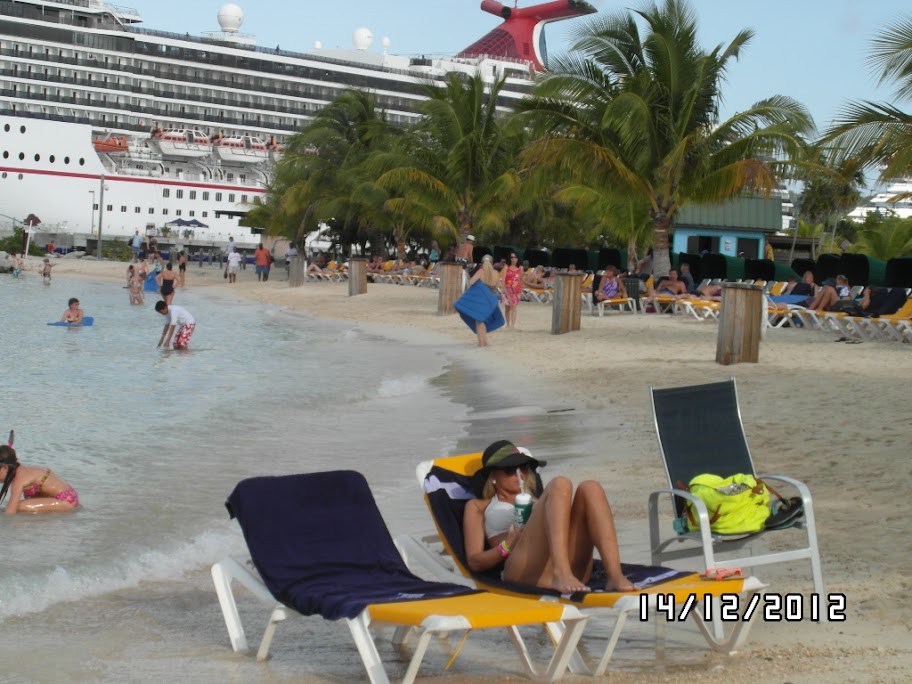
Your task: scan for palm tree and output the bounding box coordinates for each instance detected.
[851,216,912,259]
[823,17,912,193]
[255,90,399,258]
[796,153,865,254]
[375,72,525,245]
[517,0,813,276]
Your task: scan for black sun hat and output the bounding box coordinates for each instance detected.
[469,440,546,497]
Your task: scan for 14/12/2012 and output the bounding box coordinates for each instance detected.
[639,592,847,622]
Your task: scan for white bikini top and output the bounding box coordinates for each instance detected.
[484,498,514,538]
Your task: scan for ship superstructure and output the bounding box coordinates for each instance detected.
[0,1,591,241]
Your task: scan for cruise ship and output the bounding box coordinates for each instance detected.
[848,178,912,222]
[0,0,595,243]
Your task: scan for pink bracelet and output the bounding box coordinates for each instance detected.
[498,541,510,558]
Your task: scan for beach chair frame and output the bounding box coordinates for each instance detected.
[400,456,768,677]
[648,378,824,594]
[212,472,589,683]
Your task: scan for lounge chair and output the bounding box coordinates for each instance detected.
[648,379,824,594]
[398,454,767,676]
[212,470,588,683]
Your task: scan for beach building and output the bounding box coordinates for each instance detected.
[672,196,782,259]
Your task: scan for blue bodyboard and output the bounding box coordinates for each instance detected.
[453,281,505,334]
[144,272,160,293]
[48,316,94,327]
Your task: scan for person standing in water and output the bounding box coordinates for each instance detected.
[156,262,179,306]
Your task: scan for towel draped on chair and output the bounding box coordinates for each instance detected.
[226,471,476,620]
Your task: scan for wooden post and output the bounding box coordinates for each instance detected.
[437,262,464,315]
[348,257,367,296]
[288,255,305,288]
[551,272,583,335]
[716,282,763,364]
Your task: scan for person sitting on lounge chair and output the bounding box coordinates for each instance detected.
[806,275,850,311]
[784,271,819,297]
[644,269,688,305]
[594,266,627,302]
[463,440,634,595]
[523,265,548,288]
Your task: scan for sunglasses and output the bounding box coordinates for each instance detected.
[498,464,530,475]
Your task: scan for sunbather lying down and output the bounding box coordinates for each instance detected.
[463,440,635,594]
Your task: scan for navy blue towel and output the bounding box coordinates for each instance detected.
[453,280,505,333]
[226,471,475,620]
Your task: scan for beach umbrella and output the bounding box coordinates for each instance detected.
[165,218,189,227]
[185,219,208,228]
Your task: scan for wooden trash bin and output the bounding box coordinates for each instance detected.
[552,272,584,335]
[288,255,305,288]
[437,262,465,315]
[716,282,763,364]
[348,257,367,296]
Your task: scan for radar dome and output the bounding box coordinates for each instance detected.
[352,27,373,50]
[217,3,244,33]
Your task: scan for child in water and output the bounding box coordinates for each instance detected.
[40,258,53,285]
[0,445,79,514]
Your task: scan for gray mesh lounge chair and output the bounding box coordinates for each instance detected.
[648,378,824,594]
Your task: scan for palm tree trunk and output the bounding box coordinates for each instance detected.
[652,213,672,277]
[627,237,638,275]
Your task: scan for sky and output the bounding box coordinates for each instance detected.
[131,0,912,133]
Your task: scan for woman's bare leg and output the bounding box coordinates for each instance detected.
[504,477,590,593]
[476,322,487,347]
[14,497,76,513]
[567,481,634,591]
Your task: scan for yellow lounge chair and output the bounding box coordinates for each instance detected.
[213,471,588,683]
[403,454,767,676]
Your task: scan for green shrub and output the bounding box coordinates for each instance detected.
[0,228,44,256]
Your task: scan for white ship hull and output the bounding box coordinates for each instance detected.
[0,113,265,241]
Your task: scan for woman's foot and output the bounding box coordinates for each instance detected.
[550,571,590,594]
[605,574,635,592]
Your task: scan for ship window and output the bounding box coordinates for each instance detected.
[18,153,24,161]
[189,211,195,217]
[2,152,7,159]
[20,126,25,134]
[176,190,183,199]
[176,210,182,216]
[189,191,197,200]
[162,209,169,215]
[34,154,40,162]
[1,173,5,179]
[163,189,170,198]
[135,207,141,213]
[228,194,235,203]
[202,192,209,201]
[64,157,70,164]
[215,193,222,202]
[49,156,55,163]
[202,212,208,218]
[3,124,8,132]
[149,208,154,214]
[106,205,112,212]
[79,158,85,166]
[241,195,248,203]
[121,206,127,213]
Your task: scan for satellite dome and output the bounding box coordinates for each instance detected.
[217,4,244,33]
[381,37,391,48]
[352,27,373,50]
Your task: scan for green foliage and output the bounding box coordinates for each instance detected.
[516,0,813,275]
[100,239,133,261]
[850,216,912,259]
[0,228,43,256]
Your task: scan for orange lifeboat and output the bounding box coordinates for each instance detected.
[93,135,129,153]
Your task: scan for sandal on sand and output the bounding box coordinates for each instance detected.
[834,336,849,342]
[701,567,744,581]
[845,339,863,344]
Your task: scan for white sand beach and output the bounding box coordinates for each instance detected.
[26,255,912,682]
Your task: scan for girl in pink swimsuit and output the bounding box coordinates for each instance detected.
[0,446,79,514]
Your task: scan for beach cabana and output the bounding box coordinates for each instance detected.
[551,247,587,270]
[677,252,703,283]
[492,245,522,263]
[597,248,622,271]
[885,256,912,288]
[790,258,816,280]
[815,253,843,282]
[523,249,550,268]
[744,258,775,283]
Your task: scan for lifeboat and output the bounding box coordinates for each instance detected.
[93,135,129,153]
[213,135,269,164]
[147,128,212,158]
